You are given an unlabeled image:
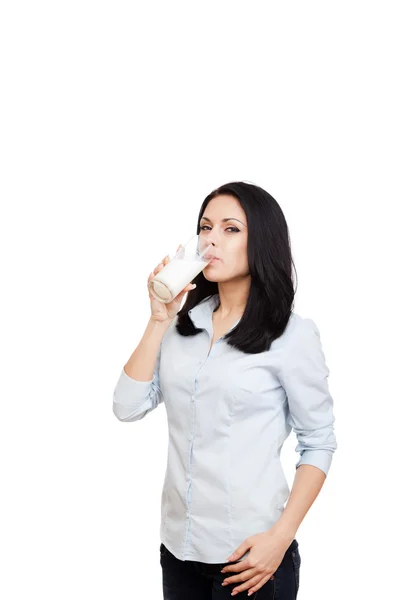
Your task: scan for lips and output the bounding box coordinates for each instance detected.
[204,252,220,261]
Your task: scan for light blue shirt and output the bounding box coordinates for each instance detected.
[112,294,337,563]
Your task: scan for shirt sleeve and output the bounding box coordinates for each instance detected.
[278,317,338,476]
[112,345,163,422]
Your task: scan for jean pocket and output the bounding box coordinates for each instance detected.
[290,547,301,596]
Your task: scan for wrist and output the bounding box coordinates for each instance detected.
[149,316,174,328]
[270,520,297,544]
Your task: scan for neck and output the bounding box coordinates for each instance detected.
[214,281,250,319]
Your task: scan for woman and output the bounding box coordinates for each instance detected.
[113,181,337,599]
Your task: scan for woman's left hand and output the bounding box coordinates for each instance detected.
[220,530,290,596]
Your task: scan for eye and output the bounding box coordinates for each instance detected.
[200,225,239,233]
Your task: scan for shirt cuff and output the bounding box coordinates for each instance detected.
[114,367,154,404]
[295,449,334,476]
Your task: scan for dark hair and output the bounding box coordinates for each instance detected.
[175,181,298,354]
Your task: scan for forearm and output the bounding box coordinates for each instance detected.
[270,464,327,542]
[124,317,171,381]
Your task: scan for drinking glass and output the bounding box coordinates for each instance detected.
[148,234,214,303]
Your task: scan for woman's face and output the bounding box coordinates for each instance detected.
[199,194,249,282]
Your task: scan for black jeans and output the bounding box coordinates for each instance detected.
[160,539,301,599]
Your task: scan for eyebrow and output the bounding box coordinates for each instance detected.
[200,216,246,226]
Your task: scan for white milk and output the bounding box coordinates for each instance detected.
[150,257,208,303]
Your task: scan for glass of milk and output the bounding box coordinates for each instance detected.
[148,234,214,303]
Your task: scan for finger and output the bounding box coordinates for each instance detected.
[222,559,251,574]
[149,256,169,283]
[175,283,196,299]
[222,566,255,586]
[231,573,262,596]
[248,573,273,596]
[174,288,189,303]
[153,262,164,275]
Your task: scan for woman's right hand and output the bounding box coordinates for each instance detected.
[148,244,197,323]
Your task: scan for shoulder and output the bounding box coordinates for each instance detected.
[275,313,324,364]
[279,312,320,347]
[277,312,329,377]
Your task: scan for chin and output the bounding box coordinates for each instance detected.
[202,274,219,282]
[203,271,228,283]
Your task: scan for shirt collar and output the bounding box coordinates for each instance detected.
[188,294,242,337]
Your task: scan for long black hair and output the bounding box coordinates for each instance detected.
[175,181,298,354]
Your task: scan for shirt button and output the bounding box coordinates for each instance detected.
[191,395,195,401]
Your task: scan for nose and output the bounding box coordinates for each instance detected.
[200,232,216,245]
[200,234,217,259]
[201,233,217,246]
[205,239,217,252]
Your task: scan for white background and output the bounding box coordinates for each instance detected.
[1,1,399,598]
